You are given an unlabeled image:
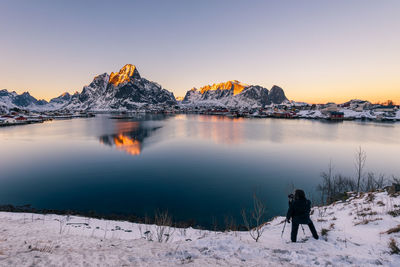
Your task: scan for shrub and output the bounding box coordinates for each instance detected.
[321,228,329,236]
[241,193,266,242]
[154,210,174,243]
[388,209,400,217]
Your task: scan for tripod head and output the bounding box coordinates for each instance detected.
[288,193,294,204]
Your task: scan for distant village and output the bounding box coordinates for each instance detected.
[0,110,95,127]
[180,99,399,121]
[0,99,399,127]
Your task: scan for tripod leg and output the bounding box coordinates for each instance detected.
[281,221,287,238]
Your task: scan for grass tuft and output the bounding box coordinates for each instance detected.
[321,228,330,236]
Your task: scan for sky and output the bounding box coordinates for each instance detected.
[0,0,399,104]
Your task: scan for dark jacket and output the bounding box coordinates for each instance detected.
[286,199,312,224]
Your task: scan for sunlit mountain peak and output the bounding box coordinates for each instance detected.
[199,80,249,95]
[109,64,141,86]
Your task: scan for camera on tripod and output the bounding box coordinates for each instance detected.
[288,193,294,203]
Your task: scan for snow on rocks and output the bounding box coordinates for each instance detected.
[297,110,327,119]
[0,191,399,266]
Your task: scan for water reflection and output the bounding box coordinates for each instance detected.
[177,115,246,145]
[99,121,161,156]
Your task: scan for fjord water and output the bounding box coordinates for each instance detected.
[1,115,399,228]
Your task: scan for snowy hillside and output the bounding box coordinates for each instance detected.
[0,191,399,266]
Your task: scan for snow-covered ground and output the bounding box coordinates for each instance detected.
[0,191,399,266]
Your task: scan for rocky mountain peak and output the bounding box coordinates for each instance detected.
[109,64,141,86]
[183,82,288,107]
[269,85,288,104]
[60,92,70,98]
[199,80,248,96]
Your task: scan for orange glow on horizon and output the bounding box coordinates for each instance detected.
[7,72,399,105]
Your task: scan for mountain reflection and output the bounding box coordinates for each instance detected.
[99,122,161,156]
[111,134,141,155]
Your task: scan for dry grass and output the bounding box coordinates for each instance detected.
[354,218,382,226]
[389,192,400,198]
[365,193,375,203]
[389,238,400,255]
[357,211,377,217]
[28,245,54,253]
[386,225,400,235]
[376,201,385,206]
[388,209,400,217]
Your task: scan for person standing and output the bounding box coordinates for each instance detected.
[286,189,319,242]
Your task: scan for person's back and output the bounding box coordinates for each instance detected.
[288,198,311,224]
[286,189,319,242]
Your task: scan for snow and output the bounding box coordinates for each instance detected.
[297,110,326,119]
[182,86,270,108]
[0,191,399,266]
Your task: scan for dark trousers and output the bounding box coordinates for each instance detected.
[291,221,319,242]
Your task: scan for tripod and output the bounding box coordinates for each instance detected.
[283,194,306,238]
[281,220,305,238]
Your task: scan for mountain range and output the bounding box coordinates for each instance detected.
[0,64,288,112]
[182,80,287,108]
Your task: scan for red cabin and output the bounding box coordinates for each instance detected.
[15,116,27,121]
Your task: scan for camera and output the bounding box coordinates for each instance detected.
[288,193,294,204]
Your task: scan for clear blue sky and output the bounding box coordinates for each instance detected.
[1,0,399,103]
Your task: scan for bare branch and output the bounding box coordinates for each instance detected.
[354,146,367,192]
[241,193,266,242]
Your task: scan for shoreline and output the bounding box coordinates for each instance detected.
[1,110,399,128]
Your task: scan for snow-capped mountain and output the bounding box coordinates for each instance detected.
[0,89,75,112]
[64,64,177,111]
[0,64,177,113]
[49,92,72,105]
[1,67,290,112]
[182,81,288,108]
[0,89,48,111]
